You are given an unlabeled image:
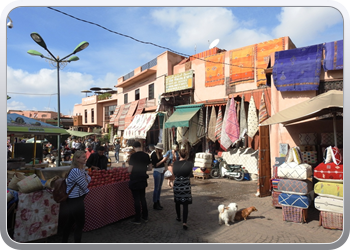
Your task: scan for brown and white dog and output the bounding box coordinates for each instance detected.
[218,203,238,226]
[234,206,258,221]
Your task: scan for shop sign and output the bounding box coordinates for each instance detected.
[165,70,194,93]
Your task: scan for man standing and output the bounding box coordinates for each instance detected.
[85,146,108,170]
[127,141,151,224]
[85,144,94,161]
[114,140,121,163]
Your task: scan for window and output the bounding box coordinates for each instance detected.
[41,114,47,118]
[124,93,128,104]
[84,109,88,123]
[148,83,154,100]
[109,105,117,115]
[135,89,140,100]
[91,108,94,123]
[104,107,110,122]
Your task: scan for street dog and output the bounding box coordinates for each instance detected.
[218,203,238,226]
[234,206,258,221]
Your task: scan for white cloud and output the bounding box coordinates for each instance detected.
[7,100,27,111]
[151,7,238,49]
[273,7,343,46]
[7,66,95,96]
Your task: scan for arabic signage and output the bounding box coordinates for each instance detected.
[165,70,194,93]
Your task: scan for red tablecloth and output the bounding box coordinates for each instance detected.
[83,181,135,232]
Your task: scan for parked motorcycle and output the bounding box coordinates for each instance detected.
[210,157,245,181]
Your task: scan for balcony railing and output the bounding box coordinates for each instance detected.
[123,71,134,81]
[141,58,157,72]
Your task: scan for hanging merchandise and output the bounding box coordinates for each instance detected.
[225,96,240,146]
[197,108,205,139]
[220,98,233,150]
[259,92,269,123]
[247,96,259,138]
[215,106,223,142]
[240,94,248,138]
[207,107,217,142]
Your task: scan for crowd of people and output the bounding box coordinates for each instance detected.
[61,136,193,243]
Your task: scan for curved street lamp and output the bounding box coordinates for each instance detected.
[27,32,89,167]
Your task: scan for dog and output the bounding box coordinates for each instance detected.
[234,206,258,221]
[218,203,238,226]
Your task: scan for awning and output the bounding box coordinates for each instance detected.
[7,113,68,135]
[123,113,158,139]
[134,98,147,115]
[65,130,95,137]
[164,104,204,129]
[114,104,125,127]
[124,100,139,128]
[109,106,121,124]
[259,90,343,126]
[118,103,131,130]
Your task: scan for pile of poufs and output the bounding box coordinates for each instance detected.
[193,153,212,178]
[314,146,343,230]
[274,147,314,223]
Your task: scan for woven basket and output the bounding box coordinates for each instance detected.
[17,174,43,193]
[7,172,26,190]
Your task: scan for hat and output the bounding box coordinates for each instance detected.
[154,143,164,150]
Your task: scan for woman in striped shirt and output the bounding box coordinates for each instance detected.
[62,150,91,243]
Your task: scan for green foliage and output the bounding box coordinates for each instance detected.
[7,95,11,100]
[97,93,112,101]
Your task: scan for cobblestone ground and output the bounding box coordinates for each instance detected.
[37,153,344,245]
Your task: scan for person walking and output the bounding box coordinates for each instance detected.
[150,142,168,210]
[127,141,152,224]
[62,150,91,243]
[169,149,193,230]
[114,140,121,163]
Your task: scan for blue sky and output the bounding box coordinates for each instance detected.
[6,5,344,116]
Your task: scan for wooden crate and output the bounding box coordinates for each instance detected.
[193,172,210,180]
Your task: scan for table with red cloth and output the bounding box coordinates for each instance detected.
[83,181,135,232]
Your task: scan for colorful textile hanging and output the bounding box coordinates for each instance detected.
[255,37,285,86]
[205,53,225,87]
[247,96,258,138]
[273,44,323,91]
[207,107,217,142]
[229,46,254,85]
[225,97,240,145]
[259,92,269,123]
[220,99,233,150]
[215,106,223,142]
[197,108,205,139]
[240,94,248,137]
[323,40,343,71]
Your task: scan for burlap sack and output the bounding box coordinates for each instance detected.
[17,174,43,193]
[8,172,26,190]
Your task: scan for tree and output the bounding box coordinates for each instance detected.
[7,95,11,100]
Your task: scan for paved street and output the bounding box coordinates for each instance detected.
[37,151,344,245]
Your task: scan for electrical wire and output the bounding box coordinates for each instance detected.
[47,7,267,70]
[7,92,57,96]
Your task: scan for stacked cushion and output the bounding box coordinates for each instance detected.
[313,162,343,182]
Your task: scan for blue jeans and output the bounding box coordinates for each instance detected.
[153,170,164,203]
[115,152,119,162]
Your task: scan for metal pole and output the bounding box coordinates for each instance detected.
[333,112,337,147]
[56,62,61,167]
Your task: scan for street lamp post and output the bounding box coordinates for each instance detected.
[28,32,89,167]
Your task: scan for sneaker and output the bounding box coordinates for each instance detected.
[142,217,148,222]
[131,219,141,225]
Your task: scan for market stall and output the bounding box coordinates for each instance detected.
[260,90,343,226]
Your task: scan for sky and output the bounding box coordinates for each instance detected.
[5,4,345,116]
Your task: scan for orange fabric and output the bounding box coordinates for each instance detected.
[229,46,254,85]
[190,47,220,61]
[255,38,285,86]
[205,53,225,87]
